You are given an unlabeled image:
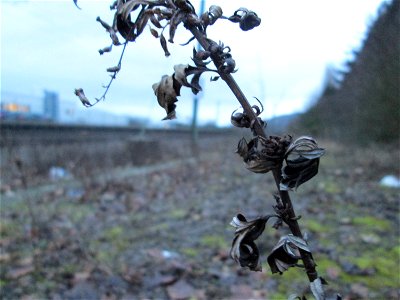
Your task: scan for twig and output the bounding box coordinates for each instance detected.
[14,159,40,272]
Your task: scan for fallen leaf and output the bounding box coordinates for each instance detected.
[166,279,195,300]
[8,265,35,279]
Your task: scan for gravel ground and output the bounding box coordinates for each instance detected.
[1,136,399,299]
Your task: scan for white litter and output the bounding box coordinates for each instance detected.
[379,175,400,188]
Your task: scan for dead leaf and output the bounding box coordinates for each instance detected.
[310,277,327,300]
[160,33,170,57]
[74,88,92,107]
[150,27,159,38]
[8,265,34,279]
[236,136,290,173]
[152,75,178,120]
[166,279,195,300]
[230,214,273,271]
[267,234,311,274]
[96,16,120,45]
[168,11,186,43]
[280,136,325,190]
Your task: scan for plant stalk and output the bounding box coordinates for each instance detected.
[189,26,319,283]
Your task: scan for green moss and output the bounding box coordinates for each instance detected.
[96,250,112,264]
[303,219,330,233]
[149,222,170,232]
[342,248,399,289]
[103,226,124,240]
[200,235,226,249]
[169,208,187,219]
[0,220,21,237]
[322,180,341,194]
[100,225,130,253]
[61,263,77,274]
[352,216,391,231]
[181,247,199,258]
[0,279,7,288]
[372,248,398,280]
[315,256,341,274]
[275,267,307,295]
[341,272,397,289]
[56,202,92,223]
[269,292,290,300]
[392,245,400,257]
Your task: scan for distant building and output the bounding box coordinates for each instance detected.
[43,90,59,121]
[0,102,31,120]
[1,90,131,126]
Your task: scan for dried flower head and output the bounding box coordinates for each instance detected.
[230,214,273,271]
[74,88,91,107]
[280,136,325,190]
[152,75,178,120]
[267,234,311,274]
[236,135,292,173]
[153,64,212,119]
[228,8,261,31]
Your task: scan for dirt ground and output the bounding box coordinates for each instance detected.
[1,135,399,299]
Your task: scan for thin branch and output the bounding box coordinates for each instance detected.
[89,42,129,107]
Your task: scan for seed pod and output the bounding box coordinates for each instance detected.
[106,65,121,73]
[221,58,236,73]
[98,45,112,55]
[231,111,244,127]
[240,11,261,31]
[208,5,223,25]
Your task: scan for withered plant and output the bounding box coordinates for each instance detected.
[74,1,339,298]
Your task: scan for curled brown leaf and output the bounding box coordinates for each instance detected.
[152,75,178,120]
[228,8,261,31]
[74,88,91,107]
[236,136,291,173]
[280,136,325,190]
[96,16,121,45]
[267,234,311,274]
[150,27,159,38]
[230,214,273,271]
[160,33,170,57]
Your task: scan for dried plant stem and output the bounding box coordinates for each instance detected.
[15,160,40,272]
[190,26,319,283]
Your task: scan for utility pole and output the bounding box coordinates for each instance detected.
[191,0,205,148]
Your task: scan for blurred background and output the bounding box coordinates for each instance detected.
[1,0,399,299]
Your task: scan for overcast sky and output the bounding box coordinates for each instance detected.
[1,0,390,126]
